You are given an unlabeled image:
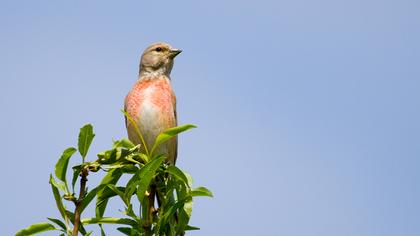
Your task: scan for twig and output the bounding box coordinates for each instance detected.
[144,184,156,236]
[72,168,89,236]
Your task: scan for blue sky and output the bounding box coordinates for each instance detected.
[1,0,419,235]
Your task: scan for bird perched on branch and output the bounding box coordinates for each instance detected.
[124,42,181,164]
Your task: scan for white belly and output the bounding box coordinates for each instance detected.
[137,99,164,151]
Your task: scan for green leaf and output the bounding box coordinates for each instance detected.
[81,217,137,226]
[113,138,135,149]
[49,175,68,221]
[191,186,213,197]
[97,149,117,164]
[184,171,194,189]
[124,170,141,201]
[174,175,188,204]
[96,186,126,207]
[72,165,82,192]
[150,124,196,156]
[116,227,131,236]
[124,203,140,220]
[78,124,95,160]
[183,198,193,219]
[117,227,141,236]
[125,153,142,165]
[135,156,165,203]
[158,197,191,234]
[100,224,106,236]
[97,147,133,165]
[138,153,150,163]
[55,147,77,192]
[185,225,200,231]
[80,184,107,213]
[16,222,58,236]
[47,217,67,231]
[122,109,150,156]
[107,184,128,206]
[50,172,67,192]
[166,165,190,187]
[120,164,139,173]
[96,168,123,218]
[177,204,192,233]
[125,157,163,201]
[173,172,193,233]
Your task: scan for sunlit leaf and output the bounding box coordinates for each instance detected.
[136,156,165,203]
[185,225,200,231]
[97,147,132,165]
[158,197,191,234]
[100,224,106,236]
[125,153,142,165]
[166,165,190,187]
[103,163,135,171]
[49,175,67,221]
[116,227,131,236]
[117,227,141,236]
[107,184,128,206]
[50,172,67,192]
[16,222,58,236]
[97,149,117,164]
[96,168,123,218]
[81,217,137,226]
[190,186,213,197]
[47,217,67,231]
[174,176,188,205]
[138,153,149,163]
[150,124,196,156]
[78,124,95,160]
[183,199,193,219]
[55,147,77,192]
[124,171,141,201]
[122,109,150,156]
[72,165,82,192]
[120,164,139,173]
[113,138,135,149]
[174,174,193,233]
[177,206,191,234]
[124,203,141,221]
[96,186,126,206]
[183,171,194,189]
[80,184,107,213]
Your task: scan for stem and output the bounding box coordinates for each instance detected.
[144,184,156,236]
[72,168,89,236]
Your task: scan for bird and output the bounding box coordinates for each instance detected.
[124,42,181,164]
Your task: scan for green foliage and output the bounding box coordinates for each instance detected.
[17,123,212,235]
[55,147,77,193]
[78,124,95,161]
[150,124,196,157]
[16,222,58,236]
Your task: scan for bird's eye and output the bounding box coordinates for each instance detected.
[155,47,162,52]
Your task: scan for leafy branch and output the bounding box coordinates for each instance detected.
[17,123,212,236]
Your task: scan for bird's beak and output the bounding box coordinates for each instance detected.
[169,48,182,58]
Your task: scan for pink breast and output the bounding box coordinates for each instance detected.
[125,77,176,125]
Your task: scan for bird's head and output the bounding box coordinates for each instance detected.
[139,42,182,77]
